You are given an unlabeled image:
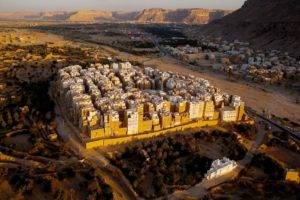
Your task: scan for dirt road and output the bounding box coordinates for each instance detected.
[54,103,138,200]
[143,56,300,123]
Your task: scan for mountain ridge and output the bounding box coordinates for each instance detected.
[0,8,232,24]
[136,8,232,24]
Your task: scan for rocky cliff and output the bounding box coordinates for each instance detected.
[136,8,231,24]
[67,10,114,22]
[0,8,231,24]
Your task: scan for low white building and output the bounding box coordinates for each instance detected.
[205,157,238,180]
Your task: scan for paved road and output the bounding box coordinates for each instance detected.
[247,107,300,141]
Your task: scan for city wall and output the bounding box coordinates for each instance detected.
[84,119,219,149]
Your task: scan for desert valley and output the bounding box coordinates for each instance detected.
[0,0,299,199]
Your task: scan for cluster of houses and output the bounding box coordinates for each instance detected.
[164,38,300,85]
[55,62,248,147]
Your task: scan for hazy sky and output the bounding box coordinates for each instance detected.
[0,0,246,12]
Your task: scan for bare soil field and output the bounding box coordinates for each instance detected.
[0,29,74,47]
[143,56,300,123]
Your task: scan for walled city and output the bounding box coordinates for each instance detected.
[55,62,248,148]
